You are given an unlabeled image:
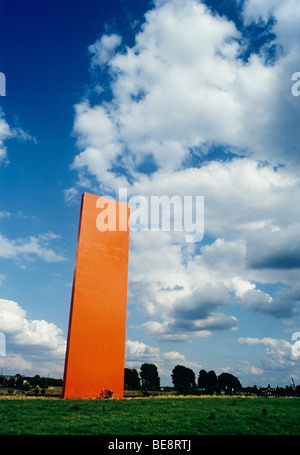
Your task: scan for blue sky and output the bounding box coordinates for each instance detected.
[1,0,300,387]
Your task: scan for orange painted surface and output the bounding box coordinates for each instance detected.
[62,193,130,399]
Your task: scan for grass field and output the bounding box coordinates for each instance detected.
[0,395,300,435]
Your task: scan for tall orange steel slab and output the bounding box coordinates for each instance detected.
[62,192,130,399]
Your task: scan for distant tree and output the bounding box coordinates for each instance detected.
[7,376,15,388]
[218,372,242,393]
[21,381,31,392]
[207,370,218,392]
[28,375,49,389]
[29,375,41,387]
[198,369,208,388]
[140,363,160,390]
[46,377,63,387]
[171,365,196,395]
[15,375,24,389]
[39,377,48,389]
[124,368,140,390]
[198,369,218,393]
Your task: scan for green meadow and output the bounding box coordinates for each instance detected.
[0,395,300,435]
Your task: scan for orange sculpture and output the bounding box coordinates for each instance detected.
[62,192,130,399]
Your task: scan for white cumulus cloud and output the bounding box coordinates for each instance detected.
[0,299,66,376]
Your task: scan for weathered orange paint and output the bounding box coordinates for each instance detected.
[62,192,130,399]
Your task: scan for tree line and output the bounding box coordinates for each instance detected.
[3,366,298,397]
[125,364,243,395]
[0,374,63,390]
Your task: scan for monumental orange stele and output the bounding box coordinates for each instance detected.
[62,192,130,399]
